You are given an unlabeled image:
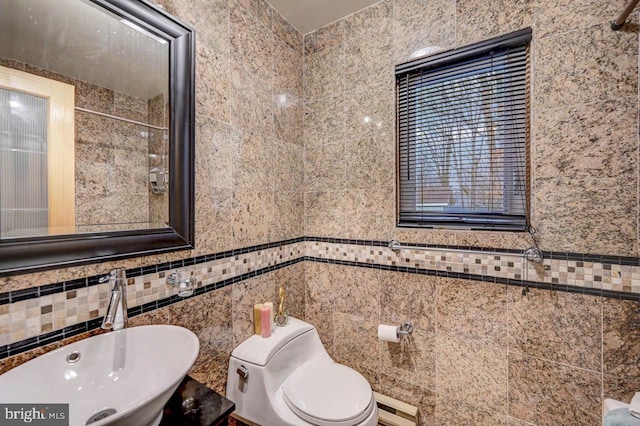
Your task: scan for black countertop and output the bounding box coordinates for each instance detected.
[160,376,235,426]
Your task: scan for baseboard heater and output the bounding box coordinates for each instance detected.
[374,391,419,426]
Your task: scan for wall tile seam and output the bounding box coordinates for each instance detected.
[302,43,337,57]
[302,41,344,63]
[273,34,303,60]
[531,14,640,42]
[276,29,304,56]
[338,0,391,32]
[531,95,639,113]
[301,92,345,106]
[268,3,304,53]
[302,19,345,47]
[231,0,275,36]
[506,349,603,376]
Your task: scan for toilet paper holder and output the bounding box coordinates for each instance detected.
[398,323,414,338]
[378,322,415,343]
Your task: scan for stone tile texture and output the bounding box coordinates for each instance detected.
[3,2,640,426]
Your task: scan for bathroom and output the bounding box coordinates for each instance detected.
[0,0,639,424]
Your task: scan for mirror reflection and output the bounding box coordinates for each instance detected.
[0,0,170,239]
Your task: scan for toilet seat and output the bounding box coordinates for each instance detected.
[283,359,375,426]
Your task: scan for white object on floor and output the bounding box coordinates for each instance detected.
[630,392,640,418]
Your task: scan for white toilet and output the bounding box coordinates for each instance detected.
[226,317,379,426]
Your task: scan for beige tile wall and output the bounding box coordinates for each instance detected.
[2,1,640,425]
[3,254,639,425]
[0,0,305,394]
[305,260,640,425]
[303,0,639,257]
[0,0,305,293]
[300,0,640,424]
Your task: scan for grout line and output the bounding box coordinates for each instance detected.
[601,295,605,403]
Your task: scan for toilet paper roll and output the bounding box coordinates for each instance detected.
[378,324,400,343]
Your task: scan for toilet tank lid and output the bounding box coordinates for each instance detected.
[231,317,315,366]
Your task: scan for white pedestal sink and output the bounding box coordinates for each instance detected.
[0,325,200,426]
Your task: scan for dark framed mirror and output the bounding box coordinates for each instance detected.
[0,0,195,276]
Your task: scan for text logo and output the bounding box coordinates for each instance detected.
[0,404,68,425]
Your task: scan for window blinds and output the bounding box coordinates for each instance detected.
[396,28,531,231]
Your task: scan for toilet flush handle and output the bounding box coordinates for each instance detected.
[237,365,249,381]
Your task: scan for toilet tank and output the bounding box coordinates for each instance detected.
[231,317,318,366]
[231,317,331,389]
[227,318,332,421]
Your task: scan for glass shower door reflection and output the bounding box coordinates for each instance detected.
[0,88,49,238]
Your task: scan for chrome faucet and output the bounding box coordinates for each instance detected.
[100,268,128,330]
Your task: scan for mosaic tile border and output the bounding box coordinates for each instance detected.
[305,257,638,300]
[0,237,306,306]
[0,241,306,352]
[3,237,638,305]
[306,239,640,295]
[2,236,640,361]
[0,258,303,360]
[306,237,640,265]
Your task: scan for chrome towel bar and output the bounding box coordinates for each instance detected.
[75,107,168,131]
[388,240,543,263]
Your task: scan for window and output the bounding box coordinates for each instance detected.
[396,28,531,231]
